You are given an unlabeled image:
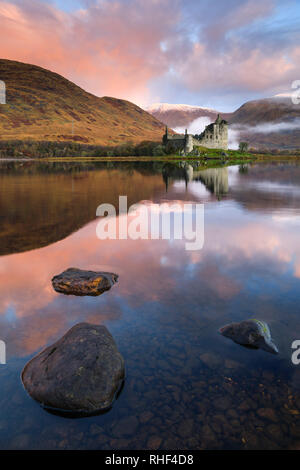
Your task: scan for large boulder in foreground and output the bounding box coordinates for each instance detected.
[52,268,118,296]
[21,323,125,415]
[219,319,279,355]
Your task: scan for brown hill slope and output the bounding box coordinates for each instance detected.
[228,97,300,126]
[0,59,165,145]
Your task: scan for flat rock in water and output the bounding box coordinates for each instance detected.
[219,319,279,354]
[52,267,118,296]
[21,323,125,415]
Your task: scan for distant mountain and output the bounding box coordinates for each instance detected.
[229,96,300,126]
[229,97,300,150]
[145,102,224,129]
[146,98,300,150]
[0,59,165,145]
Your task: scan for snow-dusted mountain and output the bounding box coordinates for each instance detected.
[146,103,218,114]
[145,102,222,129]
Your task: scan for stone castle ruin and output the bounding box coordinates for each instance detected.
[163,114,228,153]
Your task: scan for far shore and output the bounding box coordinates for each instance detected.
[2,154,300,166]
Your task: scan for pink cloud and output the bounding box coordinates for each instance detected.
[177,42,295,93]
[205,0,274,41]
[0,0,179,105]
[0,0,299,108]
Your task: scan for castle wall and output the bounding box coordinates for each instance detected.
[166,138,186,150]
[162,116,228,152]
[163,133,193,153]
[194,123,228,150]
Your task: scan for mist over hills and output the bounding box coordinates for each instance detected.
[230,97,300,150]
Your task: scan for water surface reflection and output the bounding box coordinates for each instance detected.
[0,160,300,449]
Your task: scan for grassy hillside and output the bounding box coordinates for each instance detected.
[0,59,166,145]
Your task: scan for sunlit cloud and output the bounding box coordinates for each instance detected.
[0,0,300,108]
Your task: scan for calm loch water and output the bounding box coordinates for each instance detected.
[1,159,300,450]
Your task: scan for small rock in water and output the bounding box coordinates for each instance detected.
[21,322,125,415]
[219,319,279,354]
[52,267,118,296]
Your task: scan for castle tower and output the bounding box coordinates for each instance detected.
[163,126,169,145]
[184,134,193,154]
[215,114,222,124]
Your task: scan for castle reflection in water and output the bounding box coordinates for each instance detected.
[162,163,229,196]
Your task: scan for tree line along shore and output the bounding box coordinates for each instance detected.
[0,139,299,160]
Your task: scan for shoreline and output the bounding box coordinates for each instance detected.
[1,154,300,163]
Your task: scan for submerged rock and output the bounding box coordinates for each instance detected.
[52,267,118,296]
[21,323,125,415]
[200,352,223,369]
[219,319,279,354]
